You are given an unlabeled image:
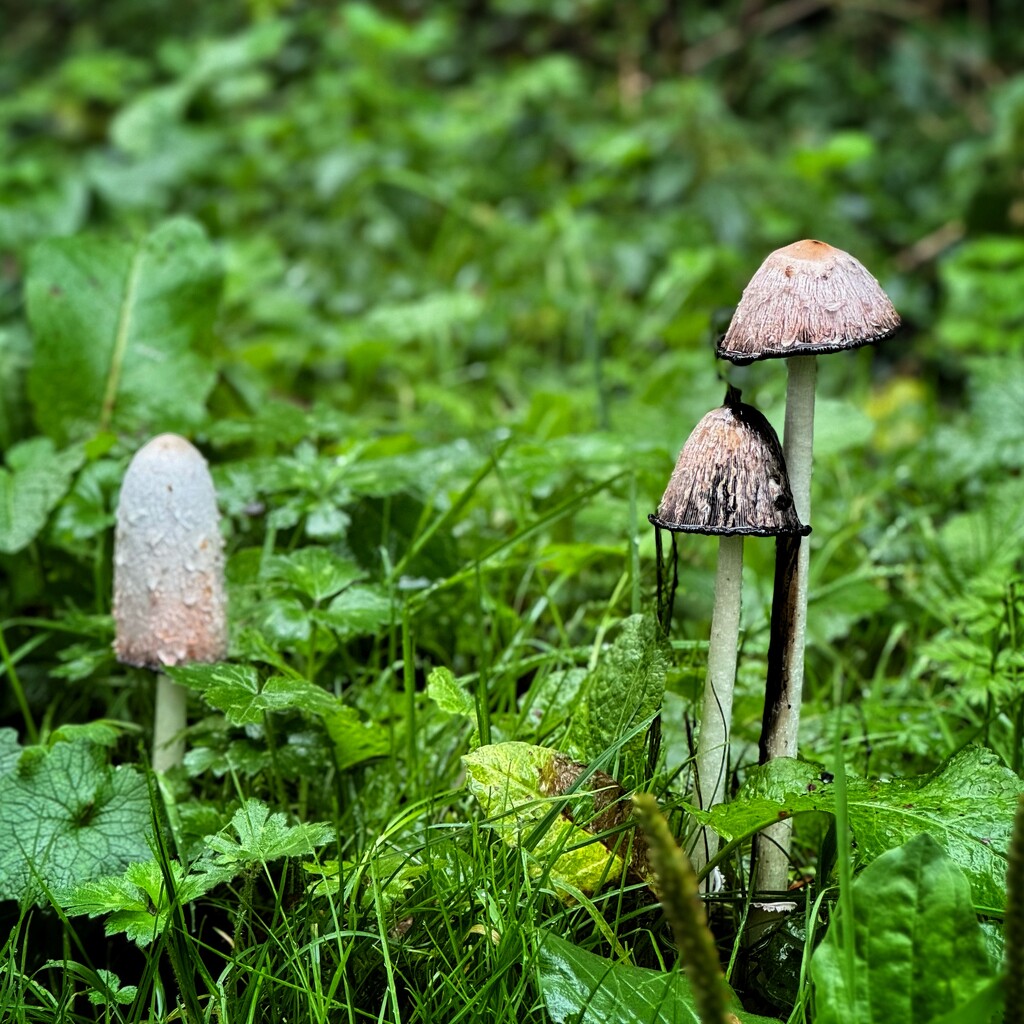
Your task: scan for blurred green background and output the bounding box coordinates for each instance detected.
[3,0,1024,772]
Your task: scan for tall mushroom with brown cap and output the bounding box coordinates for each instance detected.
[113,433,227,772]
[650,386,809,873]
[717,239,899,891]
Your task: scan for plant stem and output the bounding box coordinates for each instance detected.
[0,627,39,744]
[402,601,419,796]
[632,793,733,1024]
[152,672,187,773]
[1006,794,1024,1023]
[757,354,816,894]
[694,534,743,878]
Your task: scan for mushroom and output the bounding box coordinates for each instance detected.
[649,387,808,874]
[717,239,899,890]
[113,434,227,772]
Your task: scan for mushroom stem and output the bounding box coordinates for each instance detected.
[757,354,817,891]
[694,534,744,875]
[152,672,187,773]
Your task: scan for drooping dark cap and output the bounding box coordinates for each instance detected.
[649,389,810,537]
[717,239,900,365]
[113,434,227,669]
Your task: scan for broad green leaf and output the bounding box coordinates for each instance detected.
[322,706,391,771]
[810,835,997,1024]
[167,663,339,725]
[537,932,778,1024]
[47,721,124,748]
[204,798,333,866]
[702,747,1022,908]
[25,218,223,443]
[427,666,476,718]
[0,729,22,776]
[568,614,668,765]
[262,547,363,602]
[0,438,85,553]
[463,741,628,894]
[322,585,393,638]
[87,970,138,1007]
[57,857,234,946]
[0,739,153,903]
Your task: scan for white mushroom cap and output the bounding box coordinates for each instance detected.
[717,239,900,365]
[113,434,227,669]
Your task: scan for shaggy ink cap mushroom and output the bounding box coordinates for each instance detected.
[649,387,810,539]
[716,239,901,365]
[113,433,227,669]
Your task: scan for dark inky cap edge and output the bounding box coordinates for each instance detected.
[648,514,811,538]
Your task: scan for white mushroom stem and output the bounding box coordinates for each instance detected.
[694,534,744,879]
[152,673,188,773]
[757,354,817,892]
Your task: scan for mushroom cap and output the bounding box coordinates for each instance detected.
[113,433,227,669]
[717,239,900,365]
[649,391,810,537]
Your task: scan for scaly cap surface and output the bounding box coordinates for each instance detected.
[113,434,227,668]
[717,239,900,365]
[649,389,810,537]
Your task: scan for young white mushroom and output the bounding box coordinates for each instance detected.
[717,239,899,893]
[113,434,227,772]
[650,387,808,876]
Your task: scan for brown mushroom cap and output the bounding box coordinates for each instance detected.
[113,433,227,669]
[717,239,900,365]
[649,390,810,537]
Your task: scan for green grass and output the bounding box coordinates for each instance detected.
[2,2,1024,1022]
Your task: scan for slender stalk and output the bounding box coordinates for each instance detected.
[152,672,187,773]
[694,535,744,878]
[0,627,39,744]
[1006,794,1024,1023]
[402,601,419,795]
[757,354,816,894]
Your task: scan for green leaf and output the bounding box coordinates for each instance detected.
[810,834,997,1024]
[57,857,233,946]
[427,666,475,718]
[463,741,628,894]
[204,798,333,866]
[0,738,153,904]
[322,706,391,772]
[537,932,778,1024]
[703,747,1022,909]
[0,438,85,554]
[569,614,668,765]
[262,547,363,602]
[322,585,393,639]
[25,218,223,443]
[87,970,138,1007]
[167,663,340,725]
